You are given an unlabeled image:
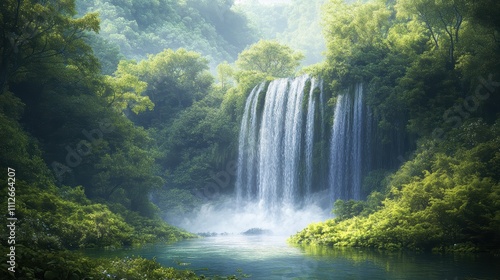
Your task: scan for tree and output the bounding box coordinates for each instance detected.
[396,0,467,68]
[0,0,100,92]
[78,0,257,65]
[101,60,153,115]
[235,40,304,78]
[321,0,393,85]
[216,61,235,91]
[126,49,214,127]
[92,145,164,217]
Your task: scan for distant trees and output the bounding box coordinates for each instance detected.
[77,0,257,68]
[236,0,327,66]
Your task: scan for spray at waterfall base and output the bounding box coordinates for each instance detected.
[169,75,406,236]
[175,195,330,236]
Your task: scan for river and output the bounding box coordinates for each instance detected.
[83,234,500,279]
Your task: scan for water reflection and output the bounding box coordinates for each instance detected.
[293,243,500,280]
[83,236,500,280]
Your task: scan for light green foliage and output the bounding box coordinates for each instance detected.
[17,186,134,249]
[101,61,153,114]
[235,40,304,78]
[322,0,393,86]
[216,61,236,91]
[95,257,200,279]
[291,120,500,252]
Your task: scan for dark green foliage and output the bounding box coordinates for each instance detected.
[159,90,237,195]
[151,188,202,225]
[331,200,365,221]
[0,0,100,91]
[0,4,202,278]
[0,246,215,279]
[85,34,124,75]
[125,49,214,128]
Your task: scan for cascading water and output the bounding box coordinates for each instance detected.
[178,77,408,235]
[235,83,264,205]
[329,84,369,201]
[304,78,317,198]
[236,77,373,214]
[236,76,320,214]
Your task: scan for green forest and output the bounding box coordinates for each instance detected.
[1,0,499,279]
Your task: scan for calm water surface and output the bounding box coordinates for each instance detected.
[84,235,500,279]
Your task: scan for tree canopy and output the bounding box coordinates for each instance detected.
[235,39,304,78]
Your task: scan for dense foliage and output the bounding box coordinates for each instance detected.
[77,0,258,71]
[290,0,500,252]
[1,0,499,278]
[0,0,227,278]
[1,246,243,279]
[1,0,308,277]
[291,120,500,251]
[235,39,304,78]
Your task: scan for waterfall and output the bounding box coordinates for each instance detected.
[178,77,412,235]
[236,76,372,214]
[235,83,264,205]
[329,84,368,201]
[304,78,318,198]
[236,76,319,213]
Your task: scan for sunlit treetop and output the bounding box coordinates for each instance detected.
[235,39,304,78]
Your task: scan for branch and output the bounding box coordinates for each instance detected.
[417,9,439,49]
[453,5,462,44]
[437,10,453,39]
